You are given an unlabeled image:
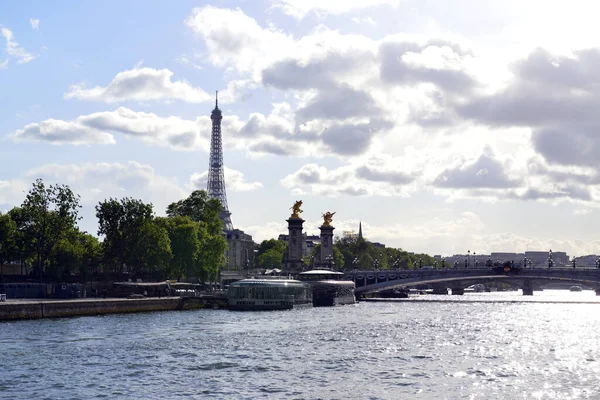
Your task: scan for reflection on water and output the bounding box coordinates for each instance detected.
[1,290,600,399]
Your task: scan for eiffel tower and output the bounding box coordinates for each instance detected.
[207,91,234,231]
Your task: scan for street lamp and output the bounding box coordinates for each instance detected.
[418,258,423,269]
[393,258,400,270]
[596,258,600,269]
[374,258,380,270]
[441,259,446,269]
[523,256,527,268]
[352,257,359,271]
[467,250,471,268]
[454,260,458,269]
[548,249,553,268]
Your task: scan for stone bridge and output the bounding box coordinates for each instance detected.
[342,267,600,296]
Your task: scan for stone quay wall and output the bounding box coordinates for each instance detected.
[0,296,227,322]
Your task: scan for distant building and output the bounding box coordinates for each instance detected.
[224,229,255,270]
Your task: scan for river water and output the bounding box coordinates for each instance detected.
[2,290,600,399]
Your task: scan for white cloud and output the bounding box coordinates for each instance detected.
[1,27,37,64]
[188,167,263,192]
[25,161,187,208]
[11,107,211,151]
[29,18,39,30]
[12,118,116,145]
[186,6,293,80]
[281,157,416,197]
[64,67,211,103]
[271,0,400,19]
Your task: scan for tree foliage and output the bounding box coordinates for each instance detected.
[334,232,436,270]
[96,197,155,277]
[20,179,81,279]
[256,239,286,268]
[165,190,227,282]
[0,212,17,270]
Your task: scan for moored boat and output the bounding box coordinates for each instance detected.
[297,270,356,307]
[227,278,313,311]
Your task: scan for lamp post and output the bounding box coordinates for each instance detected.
[486,256,493,268]
[467,250,471,268]
[596,258,600,269]
[352,257,359,271]
[572,257,576,270]
[393,258,400,271]
[245,259,250,277]
[418,258,423,269]
[374,258,380,270]
[523,256,527,268]
[548,249,553,268]
[454,260,458,269]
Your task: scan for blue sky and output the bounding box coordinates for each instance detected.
[2,0,600,257]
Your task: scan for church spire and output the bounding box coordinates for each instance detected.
[358,221,363,240]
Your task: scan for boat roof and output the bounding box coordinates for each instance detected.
[230,278,307,287]
[299,269,343,275]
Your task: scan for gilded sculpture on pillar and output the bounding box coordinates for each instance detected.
[290,200,303,218]
[322,211,336,226]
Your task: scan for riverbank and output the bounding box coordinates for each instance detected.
[0,295,228,321]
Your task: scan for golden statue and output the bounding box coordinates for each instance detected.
[290,200,303,218]
[322,211,336,226]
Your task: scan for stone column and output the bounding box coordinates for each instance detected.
[286,217,305,272]
[451,287,464,295]
[319,224,335,270]
[522,280,533,296]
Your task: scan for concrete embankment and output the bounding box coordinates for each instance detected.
[0,296,228,321]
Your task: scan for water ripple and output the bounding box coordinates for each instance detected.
[3,291,600,398]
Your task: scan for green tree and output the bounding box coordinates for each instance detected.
[7,207,35,275]
[166,191,227,282]
[157,216,200,280]
[0,211,17,275]
[96,197,154,278]
[256,239,286,268]
[256,238,286,258]
[20,179,81,281]
[47,228,103,282]
[135,220,172,280]
[166,190,222,234]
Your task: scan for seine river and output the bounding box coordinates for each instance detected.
[2,290,600,399]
